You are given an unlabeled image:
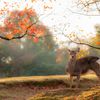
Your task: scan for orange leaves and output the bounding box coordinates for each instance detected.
[73,34,76,37]
[95,42,100,45]
[33,38,39,42]
[49,0,52,3]
[44,5,53,11]
[77,49,89,59]
[29,26,44,38]
[1,8,35,38]
[47,46,50,48]
[82,35,86,38]
[68,23,70,27]
[77,52,83,59]
[23,18,27,22]
[91,37,97,41]
[47,42,51,48]
[10,12,13,16]
[65,29,67,31]
[17,5,20,8]
[51,7,53,9]
[59,41,64,43]
[84,51,89,55]
[28,25,45,42]
[87,10,89,13]
[23,18,27,24]
[54,29,57,32]
[52,36,58,40]
[29,36,33,39]
[47,42,51,46]
[6,34,14,39]
[56,58,61,62]
[80,30,83,32]
[31,0,35,3]
[29,26,37,34]
[36,29,44,37]
[0,6,45,43]
[89,41,92,44]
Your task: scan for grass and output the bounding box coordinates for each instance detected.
[29,86,100,100]
[0,74,99,100]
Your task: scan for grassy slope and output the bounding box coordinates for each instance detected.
[0,74,99,100]
[29,86,100,100]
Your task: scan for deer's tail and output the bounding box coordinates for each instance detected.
[96,58,100,65]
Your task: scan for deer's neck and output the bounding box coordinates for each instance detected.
[68,59,76,68]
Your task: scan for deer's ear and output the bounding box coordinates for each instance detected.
[67,49,71,53]
[76,48,80,53]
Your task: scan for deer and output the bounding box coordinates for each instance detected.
[65,48,100,88]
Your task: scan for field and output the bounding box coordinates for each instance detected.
[0,74,100,100]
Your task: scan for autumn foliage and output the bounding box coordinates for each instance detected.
[0,7,44,42]
[0,0,55,42]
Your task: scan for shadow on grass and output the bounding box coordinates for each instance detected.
[0,79,69,88]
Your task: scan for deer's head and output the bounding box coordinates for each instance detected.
[68,48,80,60]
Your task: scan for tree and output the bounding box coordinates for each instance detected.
[62,0,100,50]
[0,8,59,77]
[0,1,53,41]
[46,0,100,59]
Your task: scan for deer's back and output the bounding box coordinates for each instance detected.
[76,56,99,74]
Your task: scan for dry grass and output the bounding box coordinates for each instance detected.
[0,74,98,84]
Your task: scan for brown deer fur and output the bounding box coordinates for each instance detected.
[65,48,100,88]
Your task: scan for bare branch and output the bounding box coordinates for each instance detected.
[95,1,100,12]
[78,0,100,7]
[60,23,100,50]
[28,33,52,38]
[67,0,100,16]
[67,7,100,16]
[64,35,100,50]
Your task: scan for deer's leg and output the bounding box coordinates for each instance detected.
[76,73,81,88]
[70,75,73,88]
[94,71,100,85]
[90,63,100,85]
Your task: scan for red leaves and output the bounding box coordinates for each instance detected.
[28,25,37,35]
[0,6,43,42]
[33,38,39,42]
[29,36,33,39]
[23,19,27,23]
[28,26,44,40]
[6,34,14,39]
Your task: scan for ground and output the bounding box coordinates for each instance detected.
[0,74,99,100]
